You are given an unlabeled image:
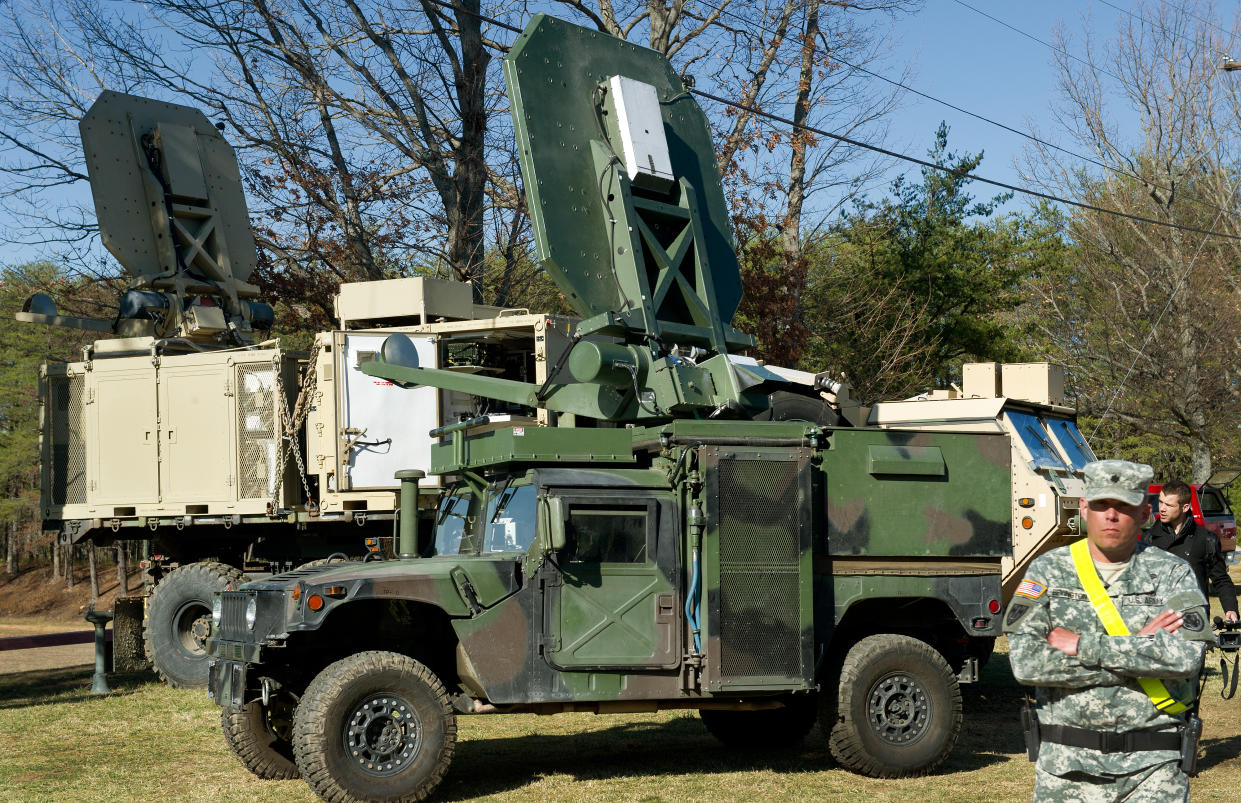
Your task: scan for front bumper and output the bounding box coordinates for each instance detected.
[207,658,248,708]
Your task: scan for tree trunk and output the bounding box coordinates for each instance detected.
[117,541,128,594]
[52,538,60,580]
[447,0,490,300]
[88,543,99,602]
[1191,435,1212,485]
[5,520,17,577]
[65,543,74,589]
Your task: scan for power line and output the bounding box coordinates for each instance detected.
[1095,0,1239,53]
[1088,174,1240,439]
[683,0,1238,223]
[822,53,1235,222]
[691,88,1241,243]
[427,1,1241,244]
[951,0,1126,84]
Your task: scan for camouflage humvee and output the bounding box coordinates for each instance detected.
[206,16,1021,800]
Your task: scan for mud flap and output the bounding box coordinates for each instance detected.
[111,595,150,673]
[208,659,248,708]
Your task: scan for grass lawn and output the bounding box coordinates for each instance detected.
[2,631,1239,801]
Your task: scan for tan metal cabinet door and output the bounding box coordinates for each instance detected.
[90,367,160,505]
[159,364,236,503]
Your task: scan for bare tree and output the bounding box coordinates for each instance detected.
[5,521,17,577]
[0,0,511,320]
[88,543,99,602]
[117,542,129,594]
[1022,0,1241,481]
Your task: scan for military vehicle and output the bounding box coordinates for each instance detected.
[17,91,582,689]
[203,16,1076,800]
[866,361,1093,599]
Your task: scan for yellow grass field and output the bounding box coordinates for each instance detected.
[2,610,1239,802]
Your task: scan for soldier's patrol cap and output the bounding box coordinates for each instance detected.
[1082,460,1154,507]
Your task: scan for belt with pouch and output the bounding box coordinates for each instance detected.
[1040,723,1182,753]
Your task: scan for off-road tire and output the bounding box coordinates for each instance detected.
[223,696,300,780]
[752,390,842,426]
[824,634,961,778]
[699,695,819,749]
[144,561,248,688]
[293,651,456,802]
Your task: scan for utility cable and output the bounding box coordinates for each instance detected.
[1095,0,1240,53]
[690,87,1241,242]
[951,0,1126,84]
[1086,174,1240,439]
[680,0,1236,221]
[425,1,1241,244]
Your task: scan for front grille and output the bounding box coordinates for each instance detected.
[216,591,256,643]
[717,457,804,679]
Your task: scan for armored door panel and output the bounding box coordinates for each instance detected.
[159,364,235,502]
[701,447,814,692]
[543,495,679,670]
[336,332,439,490]
[43,371,89,509]
[90,368,159,505]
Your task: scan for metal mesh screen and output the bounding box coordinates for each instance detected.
[236,363,279,500]
[717,458,803,678]
[47,374,87,506]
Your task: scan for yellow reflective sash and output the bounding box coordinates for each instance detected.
[1069,538,1190,715]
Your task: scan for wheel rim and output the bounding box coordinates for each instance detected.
[866,671,930,746]
[172,600,212,657]
[264,695,296,744]
[344,693,423,776]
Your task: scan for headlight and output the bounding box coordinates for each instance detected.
[245,597,258,630]
[212,596,223,626]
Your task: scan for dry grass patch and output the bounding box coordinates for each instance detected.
[2,610,1240,801]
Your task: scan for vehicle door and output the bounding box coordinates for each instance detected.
[539,489,680,670]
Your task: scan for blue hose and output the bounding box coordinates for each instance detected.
[685,547,701,653]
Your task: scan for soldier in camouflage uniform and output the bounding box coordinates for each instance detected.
[1005,460,1213,801]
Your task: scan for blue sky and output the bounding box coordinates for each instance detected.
[5,1,1236,266]
[875,0,1222,209]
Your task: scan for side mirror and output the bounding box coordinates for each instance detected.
[543,496,566,552]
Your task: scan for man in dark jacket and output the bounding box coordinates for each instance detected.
[1149,480,1238,622]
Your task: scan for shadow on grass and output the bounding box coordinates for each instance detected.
[439,716,837,801]
[437,660,1024,801]
[1200,732,1241,772]
[0,666,160,709]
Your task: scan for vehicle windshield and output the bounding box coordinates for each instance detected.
[432,487,475,556]
[483,482,537,553]
[1044,418,1096,470]
[1007,411,1069,471]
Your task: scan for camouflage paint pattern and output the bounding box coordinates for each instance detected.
[210,422,1009,714]
[823,428,1011,558]
[1005,541,1207,780]
[1033,761,1187,802]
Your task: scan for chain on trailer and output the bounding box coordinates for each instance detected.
[271,353,319,515]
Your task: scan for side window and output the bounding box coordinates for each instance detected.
[484,484,537,553]
[1007,411,1068,470]
[1199,489,1227,515]
[1044,418,1096,470]
[563,504,651,564]
[433,491,474,556]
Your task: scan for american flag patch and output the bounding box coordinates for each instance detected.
[1015,579,1046,600]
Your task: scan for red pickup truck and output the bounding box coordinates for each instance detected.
[1147,468,1239,564]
